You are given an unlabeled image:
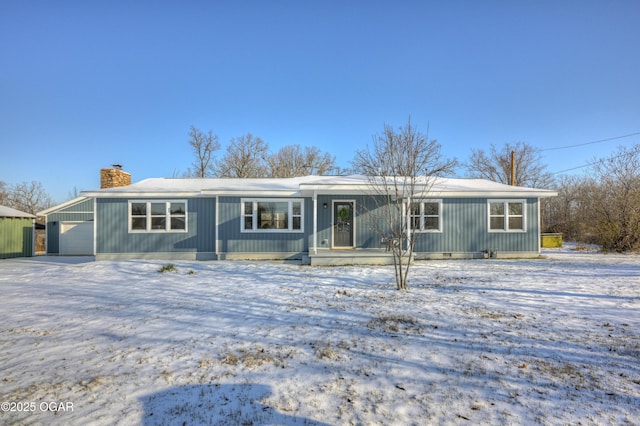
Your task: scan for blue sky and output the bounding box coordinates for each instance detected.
[2,1,639,203]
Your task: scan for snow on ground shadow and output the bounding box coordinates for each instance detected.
[0,246,639,425]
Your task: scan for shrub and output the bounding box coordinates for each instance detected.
[158,263,177,273]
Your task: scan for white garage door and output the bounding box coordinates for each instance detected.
[60,222,94,255]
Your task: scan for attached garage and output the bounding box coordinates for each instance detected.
[59,221,94,255]
[38,197,95,256]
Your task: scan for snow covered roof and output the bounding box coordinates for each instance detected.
[0,205,35,218]
[80,175,557,198]
[300,175,557,197]
[81,176,328,197]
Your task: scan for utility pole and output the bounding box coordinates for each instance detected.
[510,150,515,186]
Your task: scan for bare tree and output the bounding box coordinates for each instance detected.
[267,144,337,177]
[301,146,338,175]
[545,144,640,251]
[215,133,269,178]
[352,119,457,290]
[579,145,640,252]
[0,181,9,205]
[542,175,585,240]
[67,186,82,201]
[8,181,53,215]
[184,125,220,178]
[466,141,554,188]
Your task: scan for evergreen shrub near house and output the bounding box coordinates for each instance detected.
[158,263,177,273]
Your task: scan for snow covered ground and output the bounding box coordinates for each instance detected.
[1,245,639,425]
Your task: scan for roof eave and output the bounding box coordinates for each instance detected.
[431,190,558,198]
[301,184,557,198]
[82,191,203,198]
[201,190,305,197]
[37,196,90,216]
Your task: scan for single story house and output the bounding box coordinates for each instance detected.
[0,205,35,259]
[38,170,557,264]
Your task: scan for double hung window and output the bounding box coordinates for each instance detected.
[129,201,187,232]
[488,200,525,232]
[409,200,442,232]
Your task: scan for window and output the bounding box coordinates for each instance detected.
[488,200,525,232]
[242,199,303,232]
[243,201,253,230]
[409,200,442,232]
[129,201,187,232]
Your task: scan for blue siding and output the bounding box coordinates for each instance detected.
[217,197,310,254]
[46,221,60,254]
[96,198,215,255]
[315,194,390,249]
[56,193,541,260]
[315,195,540,255]
[414,198,539,254]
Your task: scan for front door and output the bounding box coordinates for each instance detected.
[333,201,354,248]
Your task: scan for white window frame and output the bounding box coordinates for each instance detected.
[241,198,304,233]
[128,200,188,233]
[488,199,526,232]
[408,199,443,233]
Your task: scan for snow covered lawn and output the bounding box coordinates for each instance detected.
[1,246,639,425]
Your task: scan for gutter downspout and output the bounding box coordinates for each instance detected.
[93,198,97,256]
[313,191,318,255]
[407,196,412,251]
[511,150,515,186]
[537,197,541,255]
[215,197,219,259]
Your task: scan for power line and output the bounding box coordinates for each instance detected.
[551,163,593,175]
[540,132,640,152]
[551,150,633,175]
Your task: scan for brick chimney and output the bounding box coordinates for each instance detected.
[100,164,131,189]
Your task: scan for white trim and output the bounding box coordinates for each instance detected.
[312,192,318,255]
[406,196,412,246]
[306,189,555,198]
[203,190,304,197]
[128,200,189,233]
[240,198,305,233]
[536,197,541,254]
[215,197,219,257]
[51,211,93,214]
[331,199,356,249]
[487,199,527,233]
[93,198,97,256]
[83,191,202,198]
